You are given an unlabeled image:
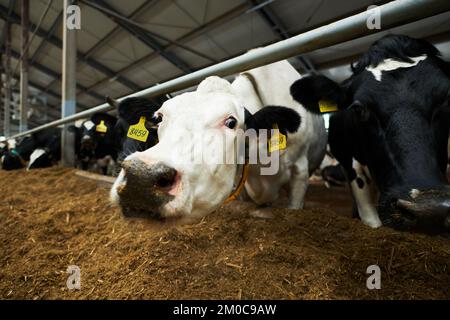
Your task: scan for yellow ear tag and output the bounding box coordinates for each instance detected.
[269,124,287,153]
[319,100,338,113]
[127,116,149,142]
[96,120,108,133]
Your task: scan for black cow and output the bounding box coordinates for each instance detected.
[69,112,118,175]
[291,34,450,233]
[1,128,61,170]
[106,97,163,166]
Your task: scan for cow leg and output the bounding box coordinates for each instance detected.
[350,159,382,228]
[288,156,309,209]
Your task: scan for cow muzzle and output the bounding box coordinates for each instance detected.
[116,159,178,219]
[396,187,450,231]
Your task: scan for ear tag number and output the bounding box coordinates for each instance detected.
[127,117,149,142]
[319,100,338,113]
[96,120,108,133]
[269,124,287,153]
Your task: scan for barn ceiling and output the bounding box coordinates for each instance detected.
[0,0,449,133]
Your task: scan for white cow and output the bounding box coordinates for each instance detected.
[111,59,327,221]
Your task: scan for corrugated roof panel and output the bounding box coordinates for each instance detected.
[28,0,63,31]
[76,3,118,53]
[106,0,147,17]
[77,63,106,87]
[94,79,131,99]
[35,44,62,72]
[204,12,278,57]
[271,0,379,35]
[122,55,184,89]
[200,0,246,23]
[90,32,154,71]
[135,1,198,41]
[28,68,55,87]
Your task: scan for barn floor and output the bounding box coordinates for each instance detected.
[0,167,449,300]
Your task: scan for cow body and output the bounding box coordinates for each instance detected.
[111,59,327,221]
[291,35,450,232]
[69,113,118,175]
[1,128,61,170]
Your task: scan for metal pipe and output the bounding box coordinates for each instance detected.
[61,0,77,167]
[6,0,450,140]
[3,21,11,137]
[19,0,29,132]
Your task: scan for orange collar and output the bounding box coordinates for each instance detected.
[223,162,249,204]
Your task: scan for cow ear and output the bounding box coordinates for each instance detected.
[245,106,301,133]
[91,112,118,127]
[117,97,160,125]
[290,75,345,114]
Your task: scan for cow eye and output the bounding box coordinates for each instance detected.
[224,116,237,129]
[152,113,162,124]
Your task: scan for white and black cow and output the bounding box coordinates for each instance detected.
[291,34,450,232]
[69,112,118,175]
[1,128,61,170]
[111,59,327,221]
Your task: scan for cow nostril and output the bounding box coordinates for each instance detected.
[156,177,174,188]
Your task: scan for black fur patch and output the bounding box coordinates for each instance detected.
[118,97,161,125]
[351,34,440,75]
[290,75,344,114]
[245,106,301,134]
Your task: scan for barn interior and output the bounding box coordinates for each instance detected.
[0,0,449,300]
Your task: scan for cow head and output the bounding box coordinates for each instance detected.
[291,35,450,232]
[69,113,117,169]
[107,97,161,164]
[1,136,36,170]
[110,76,300,221]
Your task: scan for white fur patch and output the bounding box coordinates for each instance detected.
[366,55,427,81]
[7,139,16,149]
[28,148,46,169]
[197,76,233,95]
[83,120,95,131]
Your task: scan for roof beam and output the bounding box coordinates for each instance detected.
[30,11,62,64]
[4,48,104,101]
[78,3,252,98]
[249,0,315,72]
[81,0,158,60]
[0,2,142,91]
[81,0,193,73]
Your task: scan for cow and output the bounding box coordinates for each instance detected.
[1,128,61,170]
[110,59,327,221]
[106,97,162,168]
[290,34,450,232]
[69,112,118,175]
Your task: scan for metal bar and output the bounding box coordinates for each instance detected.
[250,0,315,72]
[3,21,11,136]
[6,0,450,140]
[61,0,77,167]
[19,0,29,132]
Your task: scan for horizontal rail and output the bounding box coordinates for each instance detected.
[6,0,450,140]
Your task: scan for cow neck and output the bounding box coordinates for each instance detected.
[240,72,263,105]
[223,72,262,204]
